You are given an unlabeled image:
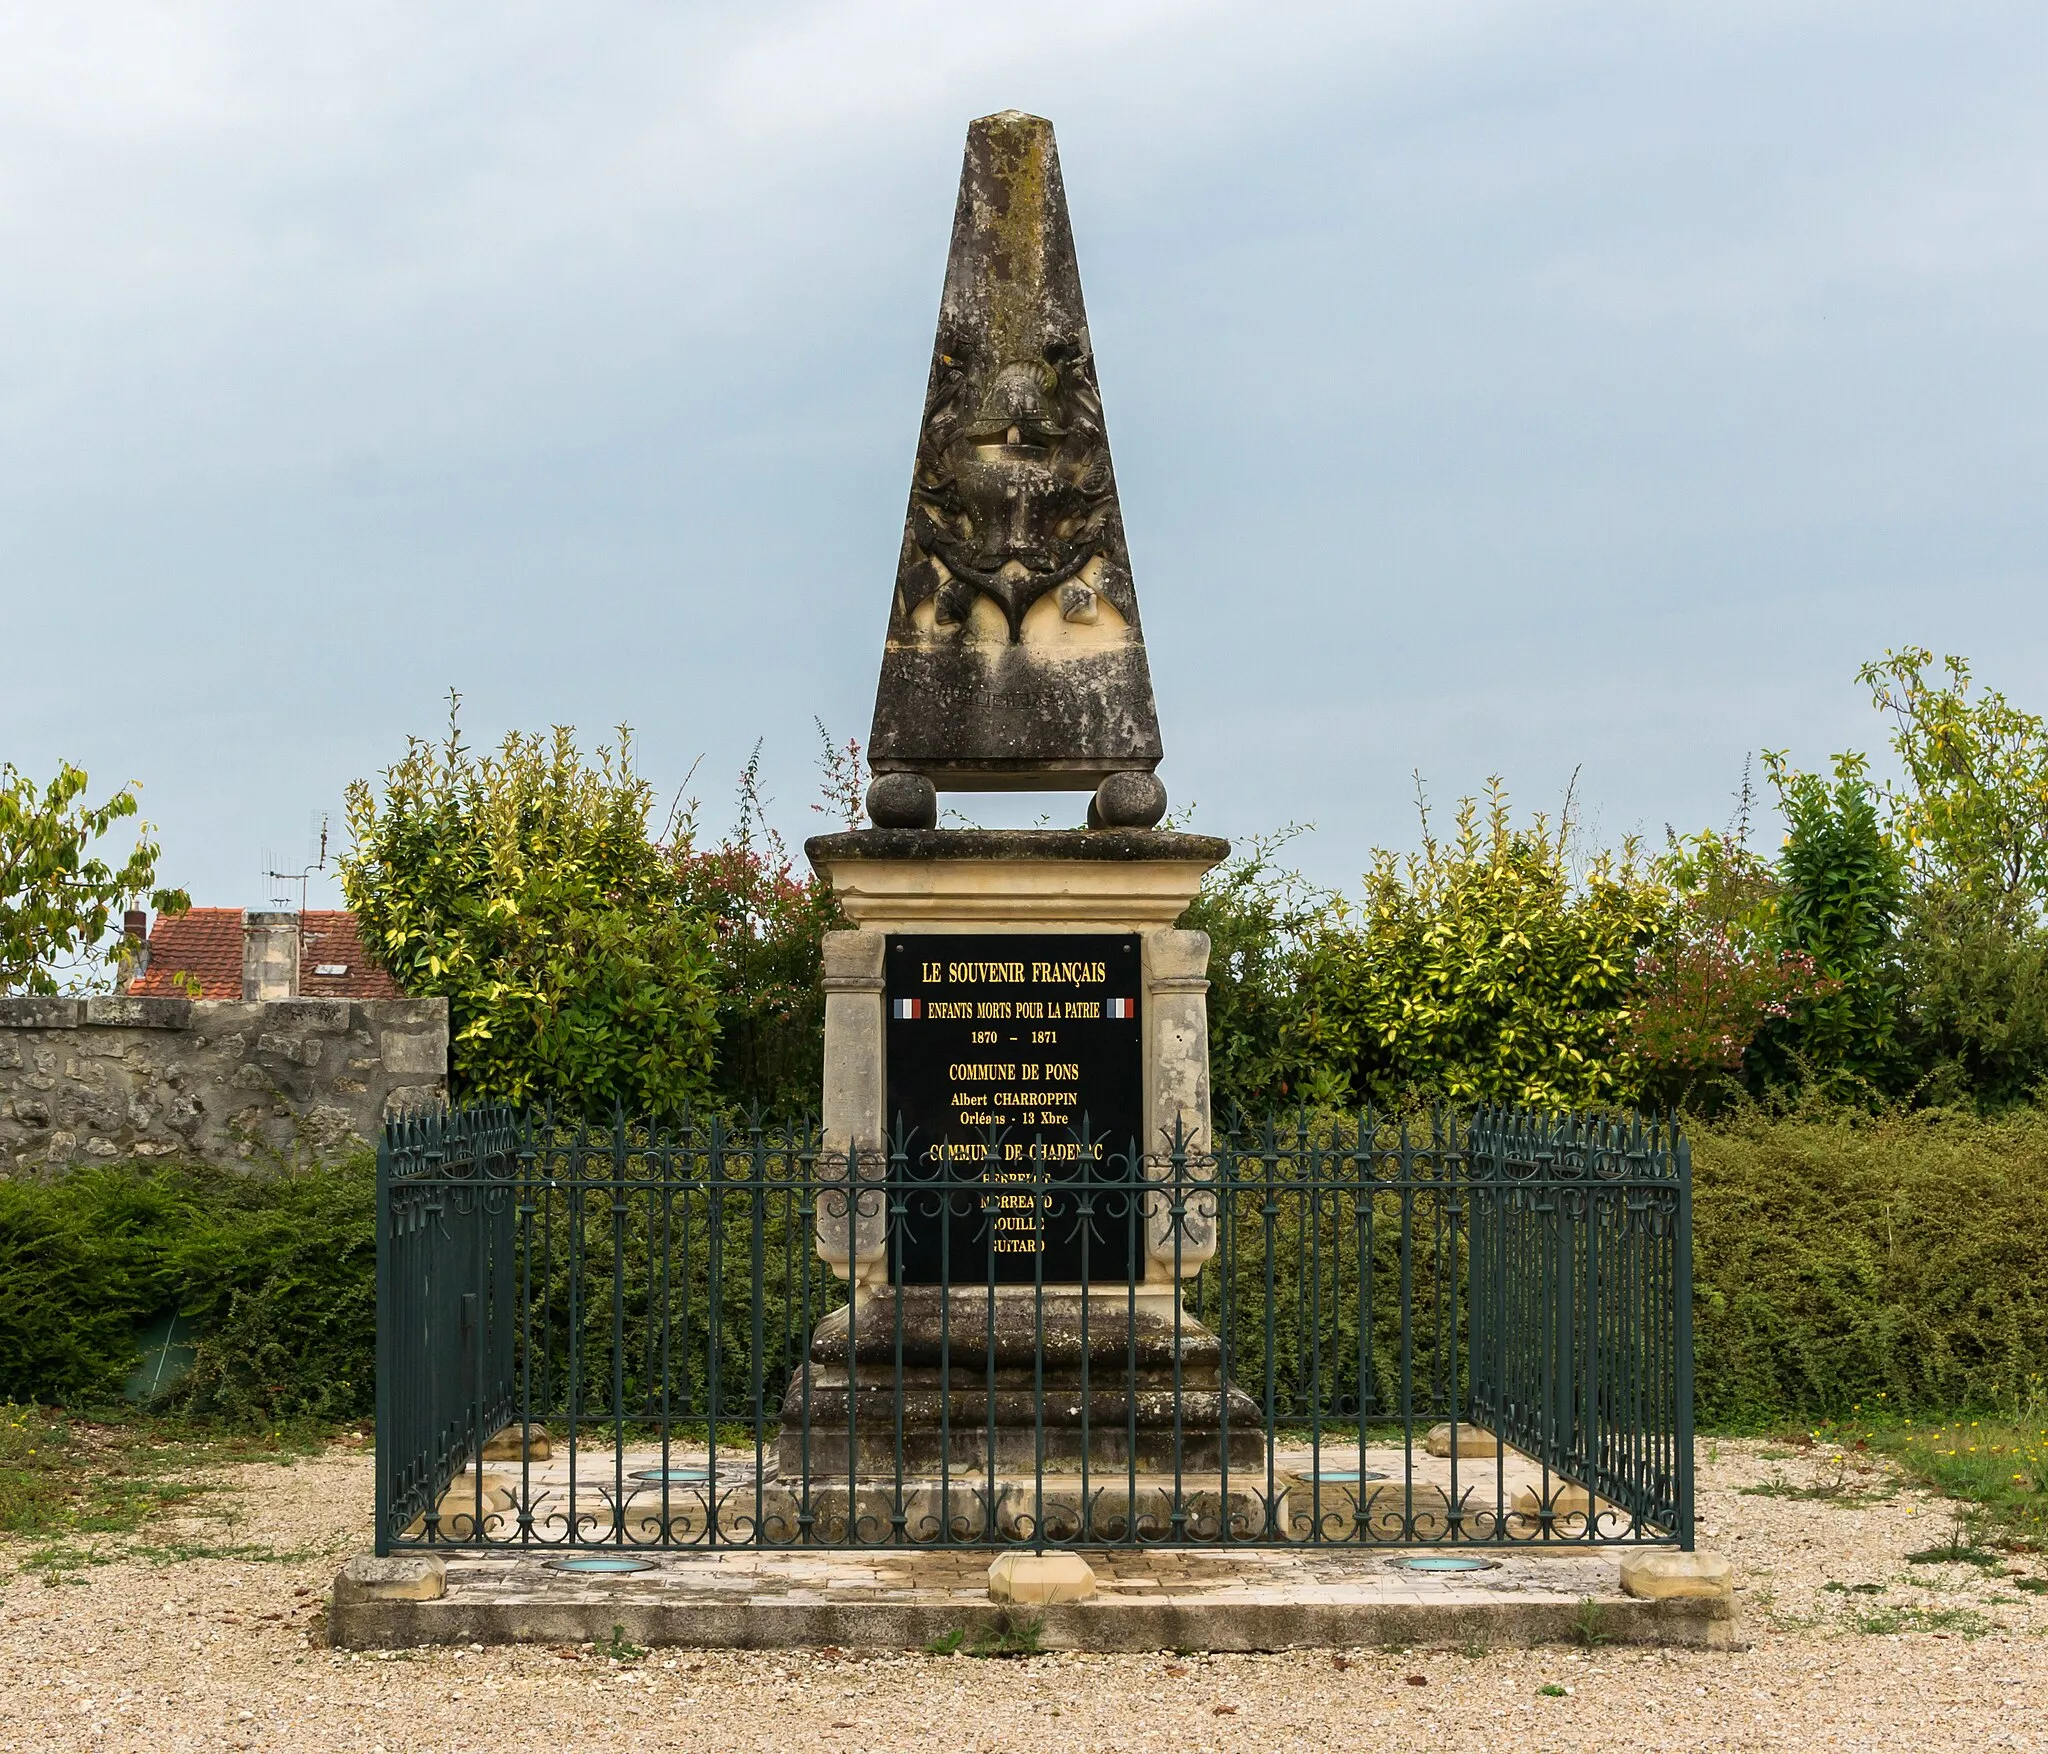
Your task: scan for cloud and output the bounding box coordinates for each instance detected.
[1,1,2044,905]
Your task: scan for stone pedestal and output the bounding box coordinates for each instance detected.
[789,828,1261,1499]
[807,829,1231,1281]
[775,1287,1262,1477]
[336,1555,446,1603]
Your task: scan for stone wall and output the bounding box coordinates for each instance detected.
[0,995,448,1174]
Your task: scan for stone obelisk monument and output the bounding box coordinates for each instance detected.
[863,108,1166,834]
[783,113,1257,1563]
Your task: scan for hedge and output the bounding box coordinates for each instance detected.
[3,1105,2045,1427]
[0,1158,374,1421]
[1690,1104,2048,1425]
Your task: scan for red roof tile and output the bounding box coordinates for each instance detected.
[126,908,405,1000]
[298,911,404,999]
[128,908,243,998]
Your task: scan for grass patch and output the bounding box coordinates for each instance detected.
[1739,1478,1890,1505]
[20,1541,117,1583]
[1867,1418,2048,1549]
[969,1611,1044,1657]
[1904,1543,2004,1569]
[131,1539,324,1565]
[1796,1411,2048,1552]
[1738,1451,1894,1505]
[0,1402,337,1553]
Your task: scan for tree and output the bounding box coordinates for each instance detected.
[1624,826,1833,1109]
[341,701,722,1118]
[673,734,847,1114]
[1894,884,2048,1110]
[1295,781,1668,1109]
[1760,749,1907,1092]
[1858,648,2048,910]
[1176,827,1335,1118]
[0,761,187,995]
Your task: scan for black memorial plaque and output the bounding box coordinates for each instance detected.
[885,933,1141,1285]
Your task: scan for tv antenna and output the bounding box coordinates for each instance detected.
[264,815,329,912]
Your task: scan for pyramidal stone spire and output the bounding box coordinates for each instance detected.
[865,112,1166,831]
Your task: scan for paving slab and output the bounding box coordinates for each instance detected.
[330,1542,1738,1652]
[356,1433,1713,1651]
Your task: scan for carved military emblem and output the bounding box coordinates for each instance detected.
[900,342,1134,639]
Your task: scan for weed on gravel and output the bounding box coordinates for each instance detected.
[596,1624,648,1663]
[1568,1599,1610,1648]
[1844,1602,1997,1638]
[1739,1452,1894,1505]
[925,1613,1045,1658]
[0,1404,339,1580]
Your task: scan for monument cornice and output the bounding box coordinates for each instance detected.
[806,829,1229,930]
[806,828,1229,865]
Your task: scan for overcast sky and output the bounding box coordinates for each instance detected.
[3,1,2044,908]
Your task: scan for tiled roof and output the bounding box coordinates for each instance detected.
[127,908,243,998]
[298,911,404,999]
[126,909,405,1000]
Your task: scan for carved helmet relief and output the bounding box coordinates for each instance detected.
[866,112,1165,822]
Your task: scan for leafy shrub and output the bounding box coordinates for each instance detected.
[341,700,722,1119]
[1860,647,2048,909]
[0,1158,377,1421]
[0,1170,191,1404]
[171,1160,377,1422]
[1894,886,2048,1110]
[1177,829,1333,1117]
[344,705,853,1119]
[1294,783,1668,1108]
[1761,751,1908,1092]
[1625,825,1832,1109]
[679,741,845,1114]
[10,1103,2048,1435]
[1690,1101,2048,1423]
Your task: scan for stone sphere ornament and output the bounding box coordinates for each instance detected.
[1088,771,1167,829]
[866,772,939,830]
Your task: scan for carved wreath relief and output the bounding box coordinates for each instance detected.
[897,341,1137,642]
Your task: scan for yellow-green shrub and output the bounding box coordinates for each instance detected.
[1294,785,1667,1108]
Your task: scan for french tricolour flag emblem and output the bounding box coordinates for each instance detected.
[1106,997,1135,1019]
[892,998,922,1019]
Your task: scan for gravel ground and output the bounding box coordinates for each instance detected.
[2,1437,2043,1752]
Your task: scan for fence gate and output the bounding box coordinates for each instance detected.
[375,1105,1691,1555]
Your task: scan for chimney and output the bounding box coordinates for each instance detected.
[118,910,150,992]
[243,912,300,1000]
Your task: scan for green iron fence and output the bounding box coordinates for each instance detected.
[375,1105,1692,1554]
